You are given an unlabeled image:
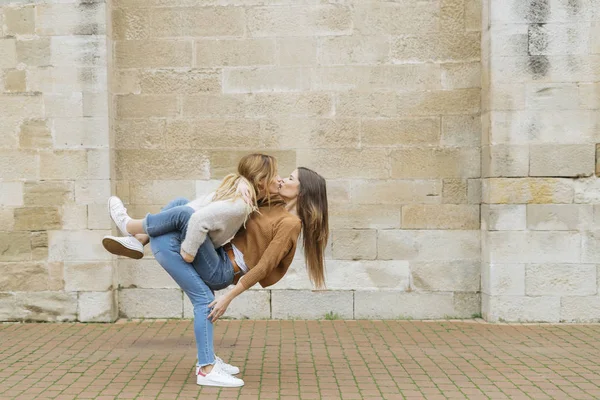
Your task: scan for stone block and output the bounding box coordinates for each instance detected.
[44,93,83,118]
[561,297,600,322]
[441,115,481,147]
[0,150,38,180]
[139,70,220,95]
[83,92,108,117]
[262,118,360,149]
[397,89,481,117]
[0,95,43,119]
[0,182,23,206]
[165,120,262,149]
[361,118,440,147]
[15,292,78,322]
[196,39,275,67]
[115,40,192,68]
[16,38,51,66]
[64,262,114,292]
[182,95,245,118]
[246,92,333,117]
[0,262,61,292]
[0,39,17,69]
[410,261,480,292]
[401,204,480,230]
[392,33,480,63]
[465,0,482,31]
[87,150,110,180]
[442,179,468,204]
[486,84,526,111]
[468,179,482,204]
[353,2,440,35]
[442,62,481,89]
[391,147,480,178]
[116,150,210,180]
[297,148,388,179]
[483,178,574,204]
[276,37,316,65]
[4,6,34,35]
[53,118,109,149]
[527,204,592,231]
[112,70,141,95]
[482,145,529,177]
[271,290,353,319]
[119,289,182,318]
[61,204,88,230]
[185,289,271,320]
[526,264,596,296]
[378,230,480,261]
[40,150,88,180]
[208,150,295,179]
[525,83,580,110]
[130,180,195,206]
[318,35,389,65]
[351,180,441,205]
[23,181,74,206]
[74,180,110,205]
[49,36,106,67]
[330,204,401,230]
[336,91,397,118]
[87,204,111,230]
[115,95,179,118]
[114,119,165,150]
[0,293,24,321]
[4,69,25,93]
[79,291,117,323]
[481,263,525,296]
[0,232,31,262]
[528,23,590,56]
[487,231,581,264]
[48,230,112,262]
[355,292,456,319]
[118,259,178,289]
[484,295,560,323]
[481,204,526,231]
[582,231,600,263]
[0,209,15,231]
[320,260,410,291]
[224,67,311,93]
[247,5,352,37]
[19,120,53,149]
[574,177,600,204]
[14,207,61,230]
[36,3,105,36]
[331,230,376,260]
[530,144,595,177]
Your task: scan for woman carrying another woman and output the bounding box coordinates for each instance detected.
[102,154,329,388]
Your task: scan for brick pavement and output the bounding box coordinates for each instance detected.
[1,320,599,399]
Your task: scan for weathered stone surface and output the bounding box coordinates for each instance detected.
[165,120,262,149]
[185,288,271,320]
[53,118,109,149]
[60,204,88,230]
[530,144,596,177]
[49,36,107,67]
[0,182,23,206]
[441,115,481,147]
[355,292,456,319]
[19,120,53,149]
[64,262,114,292]
[411,261,480,292]
[16,38,51,66]
[482,204,526,231]
[353,2,440,35]
[272,290,353,319]
[14,207,61,230]
[527,204,592,231]
[114,119,166,149]
[48,230,111,262]
[0,150,38,180]
[276,37,316,65]
[74,180,110,205]
[487,231,581,264]
[582,231,600,263]
[331,230,376,260]
[351,180,441,205]
[574,177,600,204]
[0,232,31,262]
[182,95,245,118]
[297,148,388,179]
[0,262,59,291]
[246,93,333,117]
[262,118,360,149]
[116,150,210,180]
[118,259,177,289]
[14,291,78,322]
[115,95,179,118]
[115,40,192,68]
[0,39,17,69]
[482,145,529,177]
[207,150,295,179]
[561,297,600,322]
[139,70,220,94]
[484,295,560,323]
[196,39,275,67]
[23,181,74,206]
[442,179,468,204]
[402,205,479,230]
[0,209,15,232]
[526,264,596,296]
[0,293,23,321]
[224,67,311,93]
[442,62,481,89]
[321,260,410,291]
[40,150,88,180]
[361,118,440,147]
[391,148,480,178]
[318,36,390,65]
[481,263,525,296]
[483,178,574,204]
[4,69,26,93]
[330,204,401,230]
[119,289,182,318]
[36,3,105,36]
[247,6,351,37]
[4,6,34,35]
[79,291,117,323]
[392,33,481,63]
[378,230,480,261]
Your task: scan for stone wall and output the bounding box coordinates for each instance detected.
[481,0,600,322]
[0,0,115,321]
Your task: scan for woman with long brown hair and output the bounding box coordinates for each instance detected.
[103,162,329,388]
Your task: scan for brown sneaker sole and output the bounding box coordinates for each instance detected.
[102,237,144,259]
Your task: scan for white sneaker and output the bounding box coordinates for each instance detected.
[196,362,244,388]
[108,196,132,236]
[196,356,240,376]
[102,235,144,259]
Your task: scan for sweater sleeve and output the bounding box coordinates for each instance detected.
[239,217,302,290]
[181,200,246,257]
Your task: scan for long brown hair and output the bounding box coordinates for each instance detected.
[297,167,329,289]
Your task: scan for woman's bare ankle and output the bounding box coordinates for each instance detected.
[134,234,149,246]
[201,364,215,374]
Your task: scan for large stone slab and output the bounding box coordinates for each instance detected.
[271,290,353,320]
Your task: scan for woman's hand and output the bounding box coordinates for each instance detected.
[180,248,194,263]
[236,180,252,205]
[207,296,231,323]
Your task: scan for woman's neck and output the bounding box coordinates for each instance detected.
[283,198,297,216]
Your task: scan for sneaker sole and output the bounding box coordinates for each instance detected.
[107,196,130,237]
[196,380,244,388]
[102,237,143,260]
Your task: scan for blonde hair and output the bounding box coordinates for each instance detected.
[211,153,280,221]
[296,167,329,289]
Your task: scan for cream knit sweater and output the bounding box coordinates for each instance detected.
[181,193,249,257]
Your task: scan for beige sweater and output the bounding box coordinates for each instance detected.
[181,193,249,257]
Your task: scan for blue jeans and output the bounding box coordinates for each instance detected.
[147,198,234,366]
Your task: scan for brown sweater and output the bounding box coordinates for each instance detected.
[231,203,301,289]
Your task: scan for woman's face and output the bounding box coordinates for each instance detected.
[266,174,281,195]
[278,170,300,200]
